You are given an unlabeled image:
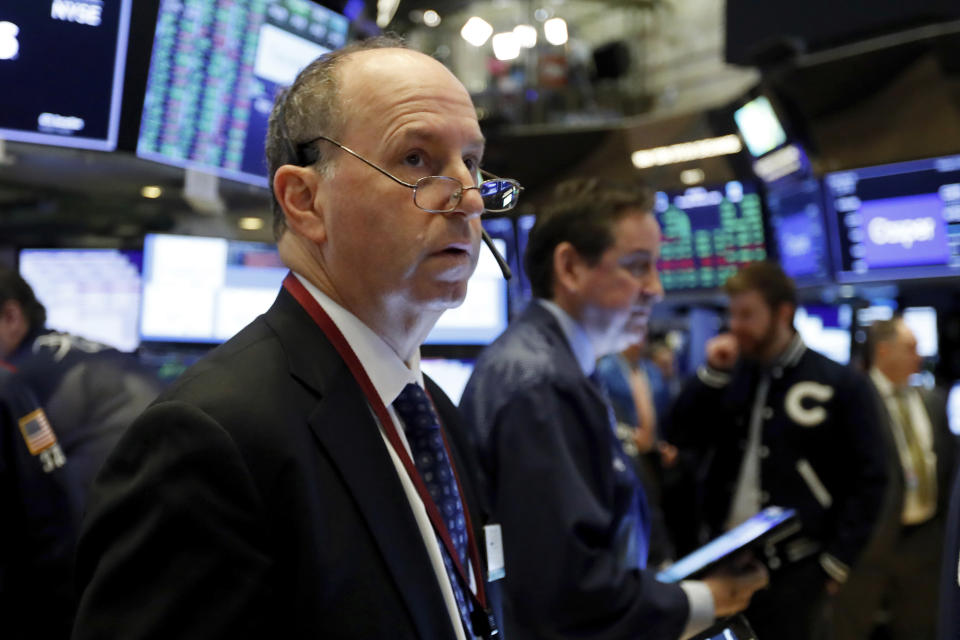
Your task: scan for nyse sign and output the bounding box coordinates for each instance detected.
[50,0,102,27]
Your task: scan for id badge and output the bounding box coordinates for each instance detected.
[483,524,505,581]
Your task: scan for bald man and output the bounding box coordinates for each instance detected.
[72,37,522,640]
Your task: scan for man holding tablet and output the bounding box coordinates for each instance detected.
[461,179,767,640]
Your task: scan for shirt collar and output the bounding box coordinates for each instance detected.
[537,298,596,376]
[293,272,422,407]
[777,332,806,369]
[869,367,898,397]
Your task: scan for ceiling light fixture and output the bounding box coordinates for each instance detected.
[544,17,568,45]
[423,9,441,27]
[238,217,264,231]
[461,16,493,47]
[631,135,743,169]
[513,24,537,48]
[680,168,706,185]
[141,185,162,199]
[492,32,521,61]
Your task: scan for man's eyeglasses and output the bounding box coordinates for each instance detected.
[295,135,523,214]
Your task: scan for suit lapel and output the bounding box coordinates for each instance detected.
[265,288,456,640]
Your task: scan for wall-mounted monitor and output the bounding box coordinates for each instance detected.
[654,181,767,291]
[421,358,475,405]
[824,154,960,283]
[140,234,286,343]
[902,306,938,359]
[136,0,349,186]
[424,238,509,345]
[948,382,960,436]
[515,214,536,305]
[0,0,132,150]
[734,95,787,158]
[18,249,142,352]
[480,216,522,316]
[765,177,832,286]
[795,305,852,365]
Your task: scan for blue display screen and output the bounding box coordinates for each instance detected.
[0,0,131,150]
[766,178,832,285]
[136,0,348,186]
[19,248,143,352]
[424,232,509,346]
[140,234,286,344]
[824,154,960,283]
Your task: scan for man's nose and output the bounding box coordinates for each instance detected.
[454,185,484,219]
[642,269,665,304]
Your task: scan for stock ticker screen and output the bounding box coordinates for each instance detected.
[136,0,349,186]
[654,181,767,291]
[824,154,960,283]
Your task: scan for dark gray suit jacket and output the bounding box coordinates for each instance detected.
[461,302,688,640]
[72,286,498,639]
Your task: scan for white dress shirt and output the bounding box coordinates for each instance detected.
[539,299,716,639]
[294,272,472,640]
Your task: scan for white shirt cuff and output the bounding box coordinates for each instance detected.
[679,580,716,639]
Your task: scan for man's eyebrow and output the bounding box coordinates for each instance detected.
[395,128,486,151]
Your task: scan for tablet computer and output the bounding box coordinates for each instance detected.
[689,614,758,640]
[656,506,799,583]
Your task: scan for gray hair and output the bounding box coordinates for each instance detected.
[265,34,407,239]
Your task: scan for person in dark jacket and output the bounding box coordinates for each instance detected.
[833,317,956,640]
[0,265,163,640]
[669,262,889,640]
[461,179,767,640]
[72,38,515,640]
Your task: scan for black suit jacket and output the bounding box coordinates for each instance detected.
[72,287,498,639]
[461,302,688,640]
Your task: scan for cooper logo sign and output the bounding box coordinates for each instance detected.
[867,216,937,249]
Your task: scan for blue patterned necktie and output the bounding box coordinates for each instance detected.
[393,383,474,636]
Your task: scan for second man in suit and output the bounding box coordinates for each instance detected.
[460,179,767,640]
[835,317,956,640]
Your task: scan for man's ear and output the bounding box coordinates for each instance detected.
[273,165,327,245]
[552,241,586,296]
[778,302,795,329]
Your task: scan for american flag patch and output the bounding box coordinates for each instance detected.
[18,409,58,455]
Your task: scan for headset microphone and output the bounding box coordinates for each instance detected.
[481,228,512,280]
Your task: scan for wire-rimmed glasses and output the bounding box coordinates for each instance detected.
[296,135,523,214]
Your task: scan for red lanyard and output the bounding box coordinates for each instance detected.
[283,273,488,611]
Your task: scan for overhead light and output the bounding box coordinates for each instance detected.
[544,17,567,45]
[141,185,162,199]
[680,168,705,185]
[423,9,441,27]
[461,16,493,47]
[238,217,264,231]
[534,8,549,22]
[492,32,521,61]
[513,24,537,48]
[631,135,743,169]
[376,0,400,28]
